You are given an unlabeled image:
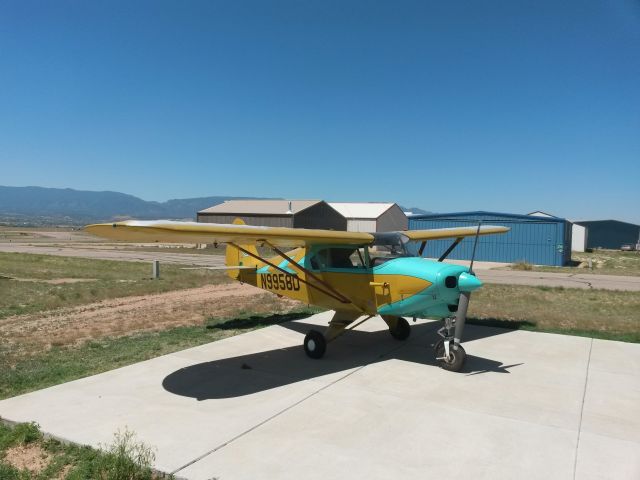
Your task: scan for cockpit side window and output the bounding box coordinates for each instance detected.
[309,247,368,270]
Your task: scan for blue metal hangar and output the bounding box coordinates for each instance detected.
[408,211,572,266]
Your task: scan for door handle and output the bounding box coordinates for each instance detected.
[370,281,390,294]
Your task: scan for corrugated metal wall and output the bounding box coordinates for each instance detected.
[294,202,347,230]
[409,212,571,266]
[576,220,640,249]
[347,219,377,232]
[377,205,409,232]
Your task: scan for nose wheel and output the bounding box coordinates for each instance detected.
[432,290,471,372]
[435,310,468,372]
[435,339,466,372]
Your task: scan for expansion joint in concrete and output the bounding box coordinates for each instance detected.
[573,337,593,480]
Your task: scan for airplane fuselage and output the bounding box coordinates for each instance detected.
[234,247,482,319]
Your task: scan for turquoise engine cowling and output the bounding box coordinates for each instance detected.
[375,257,482,319]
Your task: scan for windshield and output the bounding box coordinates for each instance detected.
[370,232,417,258]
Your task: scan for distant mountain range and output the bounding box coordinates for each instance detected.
[0,186,430,225]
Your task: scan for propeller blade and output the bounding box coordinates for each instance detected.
[454,291,471,348]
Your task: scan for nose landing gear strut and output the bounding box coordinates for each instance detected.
[435,291,470,372]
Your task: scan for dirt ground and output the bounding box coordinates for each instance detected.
[4,442,52,474]
[0,283,302,361]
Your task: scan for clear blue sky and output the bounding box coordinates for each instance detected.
[1,1,639,222]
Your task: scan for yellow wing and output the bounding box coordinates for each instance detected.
[403,225,510,241]
[84,220,374,247]
[85,220,509,247]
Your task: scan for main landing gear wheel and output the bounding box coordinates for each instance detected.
[389,317,411,341]
[435,340,466,372]
[304,330,326,359]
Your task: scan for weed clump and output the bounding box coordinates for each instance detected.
[0,421,41,450]
[512,261,533,271]
[10,422,41,445]
[95,428,156,480]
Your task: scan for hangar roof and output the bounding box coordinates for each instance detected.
[329,202,397,219]
[410,211,569,223]
[527,210,558,218]
[575,219,640,228]
[198,200,322,215]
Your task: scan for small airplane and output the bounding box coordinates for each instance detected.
[85,220,509,372]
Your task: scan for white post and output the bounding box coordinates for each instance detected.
[152,260,160,279]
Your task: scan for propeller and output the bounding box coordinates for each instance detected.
[436,220,484,370]
[453,221,482,349]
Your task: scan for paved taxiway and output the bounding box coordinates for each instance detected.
[1,312,638,479]
[479,269,640,291]
[0,243,226,267]
[1,243,639,290]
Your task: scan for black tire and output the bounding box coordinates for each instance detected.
[435,341,466,372]
[304,330,326,359]
[389,317,411,341]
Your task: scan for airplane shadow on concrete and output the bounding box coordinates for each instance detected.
[162,319,524,401]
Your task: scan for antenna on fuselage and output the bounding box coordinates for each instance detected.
[468,220,482,275]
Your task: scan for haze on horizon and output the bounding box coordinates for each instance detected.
[1,1,639,224]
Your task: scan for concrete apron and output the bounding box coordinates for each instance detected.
[0,312,638,479]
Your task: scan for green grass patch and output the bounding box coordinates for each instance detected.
[0,422,42,451]
[505,249,640,276]
[0,308,319,400]
[469,284,640,342]
[0,252,230,319]
[0,422,158,480]
[467,318,640,343]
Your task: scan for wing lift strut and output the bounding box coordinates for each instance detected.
[438,237,464,262]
